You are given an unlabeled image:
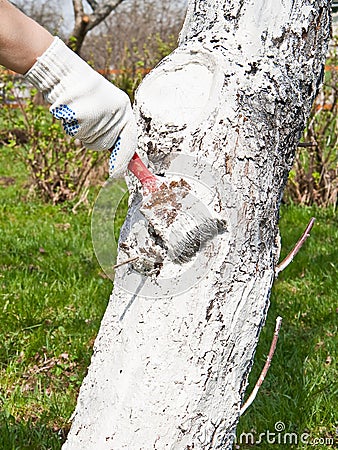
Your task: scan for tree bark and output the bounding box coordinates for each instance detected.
[63,1,331,448]
[69,0,126,54]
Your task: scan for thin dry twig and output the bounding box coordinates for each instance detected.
[240,316,283,416]
[297,142,317,147]
[113,257,139,270]
[275,217,315,278]
[72,186,89,214]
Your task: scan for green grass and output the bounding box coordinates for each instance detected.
[237,206,338,449]
[0,146,117,449]
[0,145,337,449]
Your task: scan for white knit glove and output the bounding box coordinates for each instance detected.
[25,37,137,178]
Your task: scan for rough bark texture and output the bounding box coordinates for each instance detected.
[63,1,331,449]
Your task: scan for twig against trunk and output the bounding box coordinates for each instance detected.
[275,217,315,277]
[297,142,317,147]
[240,316,283,416]
[113,257,139,270]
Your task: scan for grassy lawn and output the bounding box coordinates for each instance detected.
[0,145,337,449]
[0,146,114,449]
[238,206,338,448]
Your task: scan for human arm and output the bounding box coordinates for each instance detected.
[0,0,137,177]
[0,0,53,74]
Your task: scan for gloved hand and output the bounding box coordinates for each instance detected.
[25,36,137,178]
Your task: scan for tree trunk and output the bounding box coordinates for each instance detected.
[63,1,331,448]
[69,0,126,54]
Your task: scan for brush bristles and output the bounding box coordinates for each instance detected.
[168,218,227,263]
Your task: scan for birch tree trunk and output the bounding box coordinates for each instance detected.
[63,1,331,449]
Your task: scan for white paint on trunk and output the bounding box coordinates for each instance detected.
[138,52,224,128]
[63,1,331,449]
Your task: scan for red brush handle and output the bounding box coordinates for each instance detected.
[128,152,158,192]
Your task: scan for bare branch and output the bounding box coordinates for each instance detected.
[113,257,139,270]
[87,0,125,31]
[240,316,283,416]
[72,0,84,18]
[275,217,315,277]
[85,0,98,11]
[297,142,317,147]
[72,0,86,38]
[69,0,126,52]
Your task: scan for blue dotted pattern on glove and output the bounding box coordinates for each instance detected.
[51,104,80,137]
[109,137,121,177]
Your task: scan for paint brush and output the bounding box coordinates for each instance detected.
[128,153,226,264]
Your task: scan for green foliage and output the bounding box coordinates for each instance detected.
[67,36,78,53]
[112,33,177,102]
[238,206,338,449]
[0,68,107,205]
[0,146,125,448]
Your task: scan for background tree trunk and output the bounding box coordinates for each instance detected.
[69,0,126,54]
[63,1,331,448]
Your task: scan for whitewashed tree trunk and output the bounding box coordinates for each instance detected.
[63,1,331,449]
